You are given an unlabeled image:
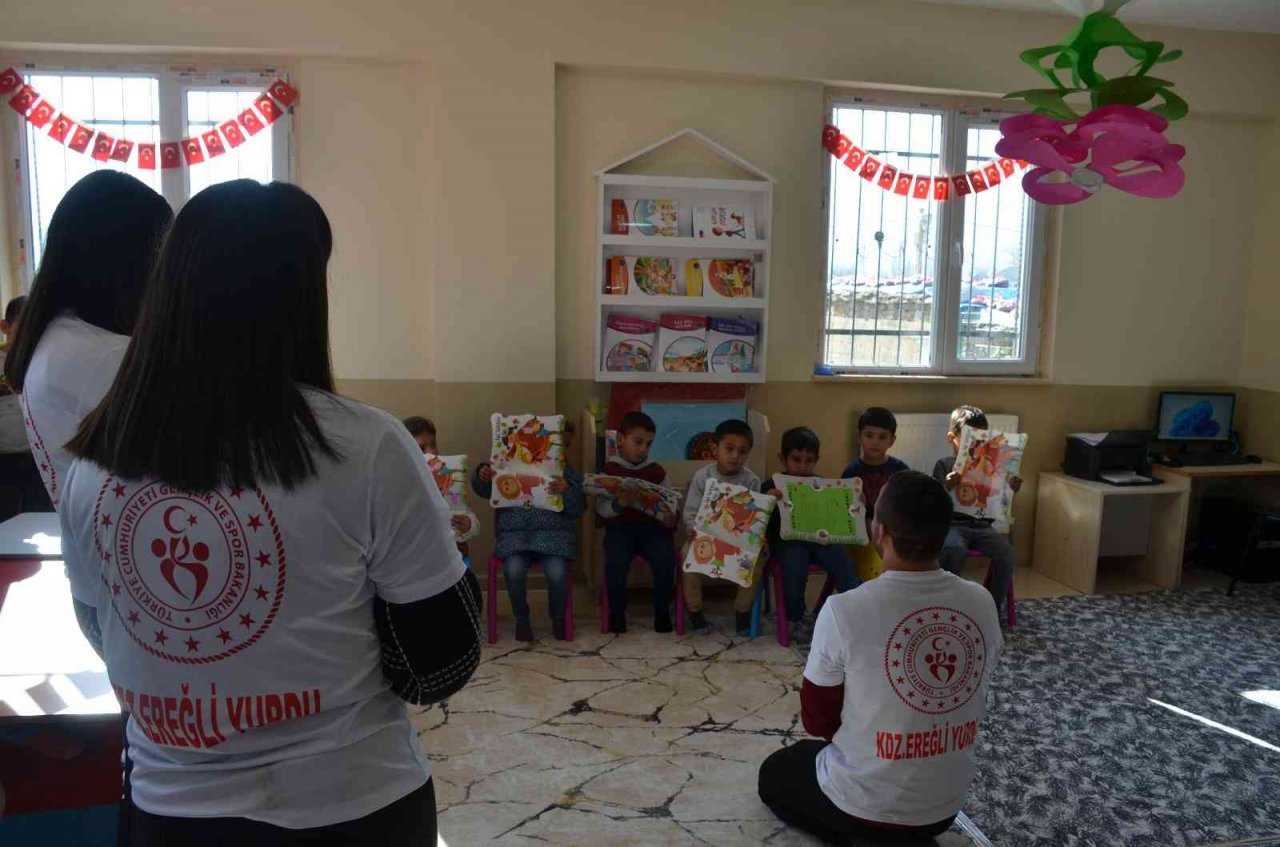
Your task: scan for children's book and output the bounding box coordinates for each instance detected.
[693,205,754,241]
[952,428,1028,531]
[631,199,679,237]
[425,453,479,542]
[618,256,685,296]
[772,474,868,546]
[657,313,708,373]
[602,315,657,372]
[707,318,758,374]
[681,479,776,588]
[583,474,682,521]
[489,413,566,512]
[686,259,755,299]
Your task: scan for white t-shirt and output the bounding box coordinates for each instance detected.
[21,314,130,506]
[804,569,1002,826]
[60,390,468,828]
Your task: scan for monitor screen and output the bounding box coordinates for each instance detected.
[1156,392,1234,442]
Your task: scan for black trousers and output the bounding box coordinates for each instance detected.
[758,740,955,845]
[123,778,436,846]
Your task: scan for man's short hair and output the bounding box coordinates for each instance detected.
[874,471,953,563]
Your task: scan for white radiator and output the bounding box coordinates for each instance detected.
[883,412,1020,477]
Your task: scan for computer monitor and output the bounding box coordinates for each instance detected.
[1156,391,1234,442]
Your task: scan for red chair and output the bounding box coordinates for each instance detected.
[599,556,686,636]
[762,560,836,647]
[978,555,1017,627]
[487,554,575,644]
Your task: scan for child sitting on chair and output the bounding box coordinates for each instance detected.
[404,415,474,567]
[473,421,584,642]
[597,412,677,634]
[683,419,761,637]
[841,407,909,582]
[764,427,858,645]
[931,405,1020,625]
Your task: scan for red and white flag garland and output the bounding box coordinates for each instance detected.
[0,67,298,171]
[823,123,1026,201]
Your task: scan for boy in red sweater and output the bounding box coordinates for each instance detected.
[597,411,677,634]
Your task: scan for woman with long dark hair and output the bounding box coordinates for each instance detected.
[61,180,479,845]
[4,171,172,507]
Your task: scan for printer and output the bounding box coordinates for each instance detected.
[1063,430,1157,485]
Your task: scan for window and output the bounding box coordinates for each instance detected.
[14,67,291,280]
[822,99,1045,376]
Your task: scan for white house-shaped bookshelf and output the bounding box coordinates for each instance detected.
[595,128,774,383]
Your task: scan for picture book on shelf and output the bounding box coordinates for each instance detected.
[607,256,686,297]
[425,454,480,542]
[631,199,679,237]
[686,258,755,299]
[771,474,867,545]
[602,315,657,372]
[693,205,754,241]
[708,318,758,374]
[951,428,1028,530]
[682,479,776,587]
[657,313,708,373]
[583,474,682,521]
[489,413,567,511]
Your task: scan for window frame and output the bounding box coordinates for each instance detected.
[820,93,1046,377]
[10,63,293,289]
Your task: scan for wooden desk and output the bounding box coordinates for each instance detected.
[1153,461,1280,480]
[1033,472,1190,594]
[1152,460,1280,559]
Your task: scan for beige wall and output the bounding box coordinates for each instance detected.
[1239,118,1280,394]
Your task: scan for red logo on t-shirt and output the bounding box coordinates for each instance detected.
[94,479,286,664]
[884,606,986,715]
[20,395,58,506]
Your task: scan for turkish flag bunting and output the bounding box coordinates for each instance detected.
[239,108,265,136]
[91,132,115,162]
[48,115,73,143]
[1017,159,1029,170]
[219,119,246,147]
[267,78,299,107]
[951,174,972,197]
[983,163,1002,186]
[0,67,21,95]
[160,142,182,169]
[202,129,227,158]
[254,94,283,124]
[998,157,1016,177]
[110,139,134,163]
[843,145,866,173]
[878,164,898,190]
[27,100,55,128]
[968,169,989,192]
[912,175,932,199]
[181,137,205,165]
[933,177,950,201]
[859,156,881,182]
[68,124,93,153]
[822,125,853,158]
[138,143,157,169]
[8,85,38,115]
[894,173,912,196]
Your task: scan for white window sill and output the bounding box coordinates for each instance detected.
[812,372,1053,386]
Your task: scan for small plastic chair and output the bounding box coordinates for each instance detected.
[599,555,686,636]
[752,559,836,647]
[487,554,575,644]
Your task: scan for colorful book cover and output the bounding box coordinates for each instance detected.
[772,473,867,545]
[693,205,754,241]
[425,453,479,541]
[631,199,679,237]
[620,256,684,296]
[687,258,755,299]
[583,474,682,520]
[952,428,1028,530]
[602,315,657,372]
[708,318,758,374]
[657,313,708,374]
[681,479,776,587]
[489,413,566,511]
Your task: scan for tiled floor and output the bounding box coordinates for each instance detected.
[417,626,990,846]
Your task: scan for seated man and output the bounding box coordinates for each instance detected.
[758,471,1002,844]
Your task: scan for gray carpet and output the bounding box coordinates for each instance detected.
[965,581,1280,847]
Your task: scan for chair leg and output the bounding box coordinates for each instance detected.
[599,580,610,635]
[816,573,836,613]
[566,563,575,642]
[487,555,500,645]
[674,562,686,636]
[749,575,764,639]
[1005,579,1017,628]
[772,560,790,648]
